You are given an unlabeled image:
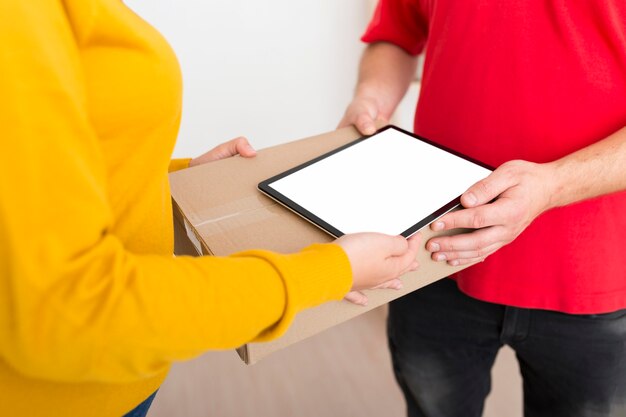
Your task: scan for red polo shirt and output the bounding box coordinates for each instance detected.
[363,0,626,313]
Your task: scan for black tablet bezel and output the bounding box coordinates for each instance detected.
[258,125,494,238]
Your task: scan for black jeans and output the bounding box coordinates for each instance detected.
[388,279,626,417]
[123,391,158,417]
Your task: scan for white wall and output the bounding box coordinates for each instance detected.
[125,0,371,158]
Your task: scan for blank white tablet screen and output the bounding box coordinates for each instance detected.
[268,128,491,236]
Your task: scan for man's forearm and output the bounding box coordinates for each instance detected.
[354,42,420,120]
[547,126,626,209]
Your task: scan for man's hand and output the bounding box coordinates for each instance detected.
[337,42,420,136]
[189,136,256,167]
[338,96,388,136]
[426,160,557,266]
[336,233,421,306]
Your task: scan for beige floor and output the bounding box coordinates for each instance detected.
[148,307,522,417]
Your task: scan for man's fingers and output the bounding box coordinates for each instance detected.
[447,257,485,266]
[427,227,504,254]
[430,202,508,232]
[431,242,501,263]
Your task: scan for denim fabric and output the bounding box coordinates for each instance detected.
[122,390,158,417]
[388,279,626,417]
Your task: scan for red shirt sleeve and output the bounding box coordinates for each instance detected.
[361,0,429,55]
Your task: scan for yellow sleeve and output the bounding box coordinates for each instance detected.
[168,158,192,172]
[0,1,352,384]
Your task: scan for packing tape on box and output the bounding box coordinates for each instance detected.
[187,196,275,228]
[183,217,204,255]
[184,197,282,253]
[197,207,282,238]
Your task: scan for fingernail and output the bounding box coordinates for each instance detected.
[465,192,477,207]
[435,253,446,261]
[449,260,460,266]
[429,242,440,252]
[432,221,445,231]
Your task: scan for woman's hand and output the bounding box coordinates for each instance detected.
[426,160,557,266]
[189,136,256,167]
[336,233,421,305]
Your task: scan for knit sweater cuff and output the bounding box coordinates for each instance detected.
[235,243,352,342]
[168,158,192,173]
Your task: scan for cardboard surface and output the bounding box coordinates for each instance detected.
[169,125,475,364]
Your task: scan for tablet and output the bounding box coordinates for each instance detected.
[258,125,493,237]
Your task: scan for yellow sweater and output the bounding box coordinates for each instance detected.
[0,1,352,415]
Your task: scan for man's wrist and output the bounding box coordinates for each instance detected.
[543,159,577,210]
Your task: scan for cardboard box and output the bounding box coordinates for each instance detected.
[169,125,475,364]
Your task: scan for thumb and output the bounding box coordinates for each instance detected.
[233,137,257,158]
[386,248,419,279]
[386,235,410,257]
[355,114,377,136]
[204,139,240,161]
[407,232,422,254]
[355,112,382,136]
[385,233,421,277]
[461,171,508,208]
